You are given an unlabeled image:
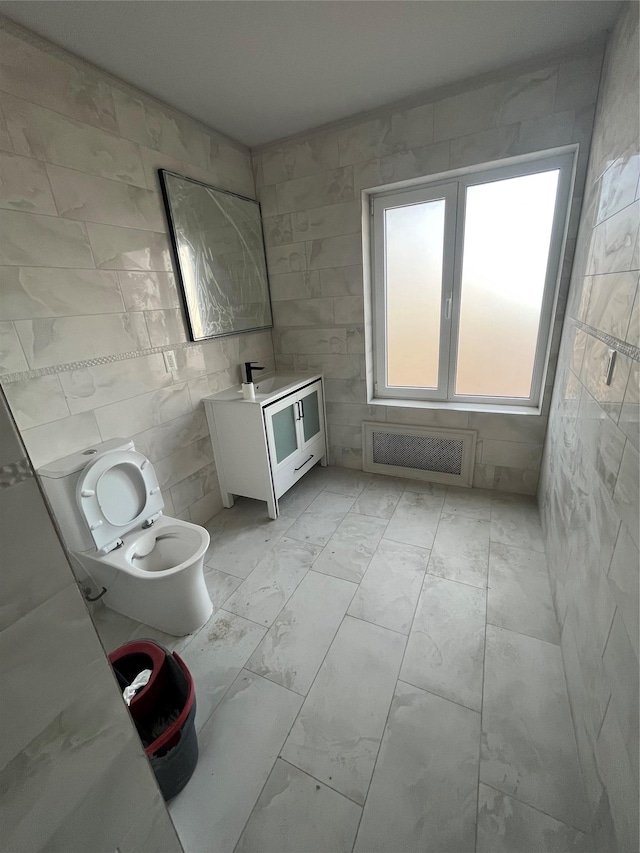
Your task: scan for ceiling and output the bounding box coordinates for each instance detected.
[0,1,622,148]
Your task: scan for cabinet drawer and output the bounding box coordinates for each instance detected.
[273,435,325,499]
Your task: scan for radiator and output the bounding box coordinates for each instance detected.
[362,422,477,487]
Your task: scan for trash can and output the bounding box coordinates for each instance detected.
[109,640,198,801]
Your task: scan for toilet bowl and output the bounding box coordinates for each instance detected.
[38,438,213,636]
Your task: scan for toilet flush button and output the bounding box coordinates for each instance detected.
[81,489,95,497]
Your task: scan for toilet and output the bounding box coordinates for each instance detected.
[38,438,213,636]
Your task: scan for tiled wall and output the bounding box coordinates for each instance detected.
[0,18,274,527]
[252,44,604,493]
[0,387,183,852]
[539,4,639,850]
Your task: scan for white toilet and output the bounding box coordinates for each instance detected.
[38,438,213,636]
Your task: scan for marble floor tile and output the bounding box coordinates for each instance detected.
[384,490,444,550]
[443,485,493,520]
[235,759,362,853]
[487,542,560,644]
[277,469,326,517]
[224,538,321,626]
[400,575,486,711]
[281,616,406,804]
[476,784,592,853]
[481,625,589,830]
[169,671,302,853]
[490,493,545,552]
[428,512,491,588]
[180,610,267,732]
[354,681,480,853]
[246,571,356,694]
[204,499,295,578]
[285,491,356,547]
[203,568,242,610]
[312,465,372,496]
[312,513,388,582]
[348,539,429,634]
[352,475,406,519]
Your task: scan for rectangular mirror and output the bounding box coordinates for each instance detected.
[159,170,273,340]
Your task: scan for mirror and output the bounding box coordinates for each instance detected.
[159,170,273,341]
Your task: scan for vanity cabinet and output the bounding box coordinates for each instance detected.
[203,375,327,519]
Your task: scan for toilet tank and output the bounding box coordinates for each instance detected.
[38,438,135,552]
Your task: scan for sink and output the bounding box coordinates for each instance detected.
[204,373,321,405]
[253,374,300,397]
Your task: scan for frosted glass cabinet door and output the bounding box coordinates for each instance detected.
[300,386,322,444]
[270,402,299,466]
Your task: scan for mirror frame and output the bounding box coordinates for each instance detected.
[159,169,273,341]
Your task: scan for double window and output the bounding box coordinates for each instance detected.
[371,151,575,408]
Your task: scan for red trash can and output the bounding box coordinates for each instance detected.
[109,640,198,801]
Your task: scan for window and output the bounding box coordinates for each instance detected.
[371,151,575,408]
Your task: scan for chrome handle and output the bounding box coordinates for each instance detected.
[445,296,452,320]
[295,401,303,420]
[294,454,314,472]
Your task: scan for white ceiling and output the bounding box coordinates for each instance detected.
[0,1,622,148]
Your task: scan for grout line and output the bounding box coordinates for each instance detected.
[478,781,592,836]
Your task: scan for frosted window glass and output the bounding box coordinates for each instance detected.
[385,199,445,388]
[272,405,298,464]
[301,389,321,442]
[455,170,559,398]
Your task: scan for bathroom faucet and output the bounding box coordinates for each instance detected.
[245,361,265,384]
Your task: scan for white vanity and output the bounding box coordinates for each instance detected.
[203,373,327,519]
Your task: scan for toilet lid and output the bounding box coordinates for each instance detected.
[76,450,164,553]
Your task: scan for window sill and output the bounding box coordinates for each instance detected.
[368,396,543,416]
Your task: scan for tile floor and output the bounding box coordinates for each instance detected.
[92,465,592,853]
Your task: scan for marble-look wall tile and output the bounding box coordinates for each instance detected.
[607,523,639,659]
[117,270,179,311]
[291,200,360,243]
[306,233,361,270]
[0,267,124,319]
[586,271,639,339]
[0,92,146,186]
[58,352,172,413]
[261,132,339,186]
[21,409,101,468]
[145,307,188,347]
[337,103,435,166]
[86,222,173,271]
[95,382,191,441]
[352,140,450,191]
[276,166,354,214]
[132,407,209,463]
[0,150,56,214]
[319,264,363,297]
[433,81,504,142]
[46,164,165,231]
[0,476,72,632]
[112,87,208,169]
[272,297,334,327]
[268,270,321,302]
[0,104,13,151]
[0,27,118,133]
[0,321,28,374]
[0,208,93,267]
[3,373,69,428]
[14,312,150,369]
[153,435,214,490]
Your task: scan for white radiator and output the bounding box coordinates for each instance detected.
[362,422,477,487]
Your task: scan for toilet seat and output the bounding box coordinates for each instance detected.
[77,450,164,554]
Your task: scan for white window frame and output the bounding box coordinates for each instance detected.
[371,149,576,409]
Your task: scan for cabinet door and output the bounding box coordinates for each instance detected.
[265,395,301,472]
[299,381,324,450]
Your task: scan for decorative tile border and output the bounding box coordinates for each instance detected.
[0,457,34,489]
[572,318,640,363]
[0,339,205,385]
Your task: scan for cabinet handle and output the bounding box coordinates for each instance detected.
[294,454,314,471]
[295,401,303,420]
